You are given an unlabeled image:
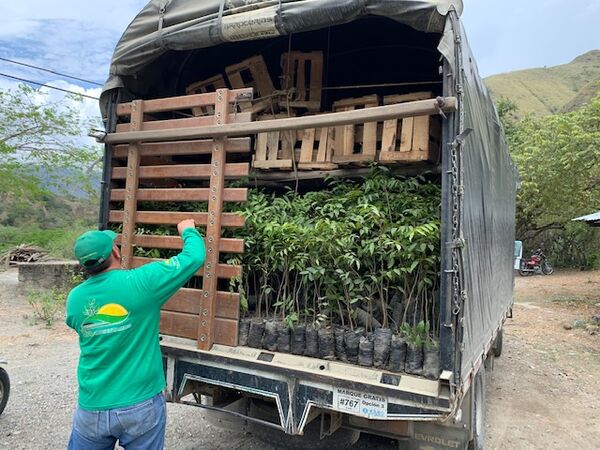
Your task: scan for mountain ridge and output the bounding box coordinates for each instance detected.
[484,50,600,116]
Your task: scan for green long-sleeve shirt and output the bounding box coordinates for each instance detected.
[66,228,206,410]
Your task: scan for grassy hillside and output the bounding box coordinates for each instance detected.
[485,50,600,116]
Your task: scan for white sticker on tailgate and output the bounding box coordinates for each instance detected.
[332,387,387,419]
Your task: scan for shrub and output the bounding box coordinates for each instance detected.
[27,289,67,327]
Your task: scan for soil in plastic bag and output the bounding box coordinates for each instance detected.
[387,334,407,372]
[344,328,362,363]
[248,320,265,348]
[334,326,347,362]
[305,325,319,357]
[405,342,424,375]
[291,324,306,355]
[373,327,392,368]
[238,318,251,346]
[422,347,440,379]
[358,334,374,367]
[318,328,335,360]
[276,322,291,353]
[263,320,278,351]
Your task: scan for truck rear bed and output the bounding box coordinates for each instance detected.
[161,336,454,435]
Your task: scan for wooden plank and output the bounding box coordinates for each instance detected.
[383,92,434,105]
[412,116,430,151]
[213,317,238,347]
[112,163,249,180]
[255,132,268,164]
[162,288,240,319]
[116,234,244,253]
[308,54,323,111]
[362,121,377,156]
[105,97,457,144]
[379,150,434,163]
[332,154,376,164]
[299,128,316,163]
[334,95,379,108]
[109,210,245,227]
[117,88,253,116]
[110,187,248,202]
[199,88,229,350]
[253,159,294,169]
[399,117,414,152]
[160,311,197,340]
[381,119,398,153]
[131,257,241,279]
[115,112,252,133]
[160,311,240,344]
[113,138,251,158]
[120,100,144,269]
[266,131,280,162]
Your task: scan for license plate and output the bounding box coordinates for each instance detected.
[332,387,388,419]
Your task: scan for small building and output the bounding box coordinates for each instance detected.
[572,211,600,227]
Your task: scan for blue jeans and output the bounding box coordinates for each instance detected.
[67,392,166,450]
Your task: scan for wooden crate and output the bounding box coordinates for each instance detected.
[331,95,379,165]
[226,55,277,114]
[379,92,440,163]
[280,51,323,112]
[253,113,296,170]
[185,74,228,116]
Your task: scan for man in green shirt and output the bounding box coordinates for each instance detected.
[66,219,205,449]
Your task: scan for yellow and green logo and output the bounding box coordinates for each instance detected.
[83,303,129,328]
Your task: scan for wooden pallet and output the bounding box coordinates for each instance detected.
[379,92,439,163]
[110,88,253,350]
[297,126,337,170]
[280,51,323,111]
[185,74,228,116]
[331,95,379,165]
[253,113,296,170]
[226,55,277,114]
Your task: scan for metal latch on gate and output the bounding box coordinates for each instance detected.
[448,238,465,249]
[451,128,473,149]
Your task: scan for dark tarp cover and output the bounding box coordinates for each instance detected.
[100,0,463,114]
[452,18,517,382]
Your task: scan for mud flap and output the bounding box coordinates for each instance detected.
[410,422,469,450]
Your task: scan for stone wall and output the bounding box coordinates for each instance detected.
[17,261,80,290]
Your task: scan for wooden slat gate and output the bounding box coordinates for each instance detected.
[108,88,252,350]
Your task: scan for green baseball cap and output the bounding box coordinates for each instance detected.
[74,230,117,270]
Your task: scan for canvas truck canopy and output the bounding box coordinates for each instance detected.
[100,0,463,115]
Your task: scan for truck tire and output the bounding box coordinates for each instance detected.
[0,367,10,416]
[248,400,360,450]
[493,329,503,358]
[468,369,486,450]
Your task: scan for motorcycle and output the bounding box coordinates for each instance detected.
[0,360,8,416]
[518,249,554,276]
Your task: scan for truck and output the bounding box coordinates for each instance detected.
[98,1,517,449]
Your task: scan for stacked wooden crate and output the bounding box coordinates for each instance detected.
[185,52,441,172]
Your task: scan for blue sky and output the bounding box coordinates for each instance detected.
[1,0,598,121]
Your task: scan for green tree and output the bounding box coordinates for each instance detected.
[508,93,600,240]
[0,84,100,197]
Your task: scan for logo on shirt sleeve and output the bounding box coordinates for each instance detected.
[81,302,131,337]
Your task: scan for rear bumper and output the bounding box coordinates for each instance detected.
[161,337,457,436]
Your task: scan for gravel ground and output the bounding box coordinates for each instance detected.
[0,268,599,449]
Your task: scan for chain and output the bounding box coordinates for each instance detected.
[450,15,465,318]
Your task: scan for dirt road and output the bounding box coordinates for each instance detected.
[0,269,598,449]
